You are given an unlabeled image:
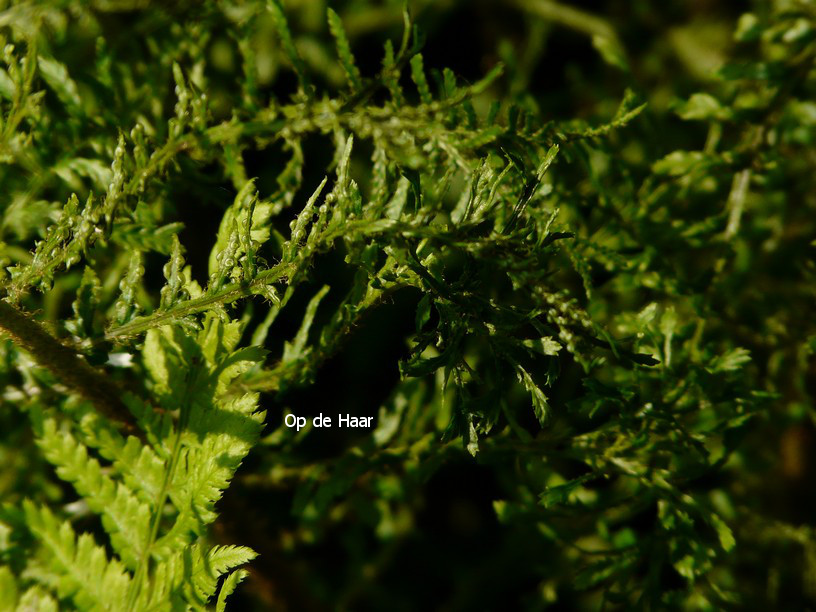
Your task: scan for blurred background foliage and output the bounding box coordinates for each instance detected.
[0,0,815,610]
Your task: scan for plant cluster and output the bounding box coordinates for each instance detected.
[0,0,814,609]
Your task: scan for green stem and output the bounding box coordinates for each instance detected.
[511,0,622,48]
[105,263,296,340]
[126,363,198,608]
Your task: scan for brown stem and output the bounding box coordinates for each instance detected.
[0,300,134,429]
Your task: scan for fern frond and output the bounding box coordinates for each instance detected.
[410,53,433,104]
[23,501,131,610]
[3,2,805,609]
[31,410,151,569]
[216,569,249,612]
[327,8,363,92]
[118,315,265,602]
[138,543,256,610]
[382,40,404,106]
[76,411,165,505]
[113,251,145,326]
[159,235,187,310]
[268,0,312,95]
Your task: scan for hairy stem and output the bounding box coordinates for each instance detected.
[105,262,296,340]
[0,300,134,428]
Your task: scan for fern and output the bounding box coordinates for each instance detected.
[0,1,814,609]
[11,312,265,608]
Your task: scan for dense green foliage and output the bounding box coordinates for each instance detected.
[0,0,814,609]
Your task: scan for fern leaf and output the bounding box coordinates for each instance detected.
[216,569,249,612]
[140,544,255,610]
[159,234,186,309]
[66,267,101,339]
[158,391,265,549]
[191,545,257,602]
[282,285,329,363]
[23,501,131,610]
[113,251,144,325]
[327,8,363,91]
[382,40,404,106]
[141,317,265,552]
[32,410,151,569]
[286,176,327,259]
[37,55,81,112]
[268,0,312,95]
[515,364,550,426]
[410,53,433,104]
[77,412,166,505]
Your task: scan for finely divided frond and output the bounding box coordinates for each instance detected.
[31,410,152,569]
[23,502,132,610]
[327,8,363,92]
